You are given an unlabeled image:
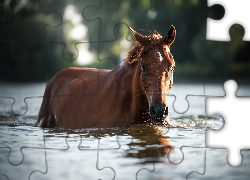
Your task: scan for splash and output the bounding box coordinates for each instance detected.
[167,117,212,128]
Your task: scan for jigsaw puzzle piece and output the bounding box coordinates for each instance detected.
[0,41,33,81]
[171,22,195,56]
[138,146,205,180]
[80,100,131,128]
[0,147,46,180]
[43,0,99,62]
[32,133,115,180]
[206,80,250,167]
[0,174,8,180]
[0,41,60,116]
[42,129,75,150]
[0,0,61,58]
[151,0,214,40]
[53,20,130,68]
[170,57,206,113]
[204,83,225,97]
[236,84,250,96]
[207,0,250,41]
[203,24,250,96]
[37,75,105,128]
[166,95,224,164]
[188,148,250,179]
[79,128,121,150]
[0,119,69,165]
[0,125,45,165]
[0,80,46,116]
[169,94,206,117]
[97,130,156,180]
[116,125,204,180]
[83,0,169,41]
[83,0,170,66]
[5,127,110,154]
[97,68,140,95]
[0,97,14,117]
[94,23,132,66]
[0,39,72,83]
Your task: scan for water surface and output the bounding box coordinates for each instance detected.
[0,83,249,180]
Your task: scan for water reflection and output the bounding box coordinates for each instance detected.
[46,124,174,165]
[0,83,240,180]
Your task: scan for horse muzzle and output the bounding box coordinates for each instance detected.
[149,105,168,125]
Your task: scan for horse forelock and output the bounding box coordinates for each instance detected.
[124,33,165,68]
[124,41,141,68]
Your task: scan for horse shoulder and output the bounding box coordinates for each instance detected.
[49,67,100,94]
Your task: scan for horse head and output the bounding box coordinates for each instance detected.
[127,25,176,125]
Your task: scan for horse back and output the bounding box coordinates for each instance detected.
[37,67,111,128]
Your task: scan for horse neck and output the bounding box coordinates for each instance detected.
[118,61,149,114]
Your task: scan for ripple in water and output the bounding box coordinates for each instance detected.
[167,115,216,128]
[170,119,212,128]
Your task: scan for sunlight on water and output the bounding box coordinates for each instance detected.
[0,83,249,180]
[169,118,212,128]
[171,119,212,128]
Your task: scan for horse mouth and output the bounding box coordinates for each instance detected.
[149,105,168,125]
[150,108,175,127]
[151,114,167,125]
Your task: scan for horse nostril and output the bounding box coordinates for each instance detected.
[150,106,156,115]
[149,105,168,124]
[164,106,169,116]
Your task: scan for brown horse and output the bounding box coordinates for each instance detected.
[37,25,176,129]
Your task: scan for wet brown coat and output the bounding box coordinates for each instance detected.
[37,26,176,129]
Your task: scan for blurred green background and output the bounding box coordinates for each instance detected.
[0,0,249,82]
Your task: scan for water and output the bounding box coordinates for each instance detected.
[0,83,250,180]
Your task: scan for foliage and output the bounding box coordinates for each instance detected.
[0,0,249,82]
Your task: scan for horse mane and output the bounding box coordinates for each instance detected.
[124,32,163,68]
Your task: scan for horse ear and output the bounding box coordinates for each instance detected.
[129,27,148,46]
[164,25,176,46]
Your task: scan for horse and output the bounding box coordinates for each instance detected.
[37,25,176,129]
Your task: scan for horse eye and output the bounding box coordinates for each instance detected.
[170,66,175,73]
[141,63,146,72]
